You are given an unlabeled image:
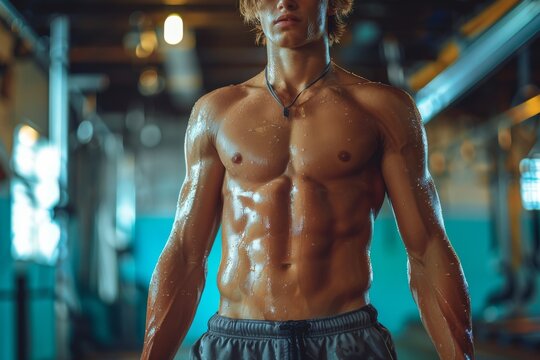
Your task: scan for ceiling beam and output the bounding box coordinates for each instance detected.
[416,0,540,123]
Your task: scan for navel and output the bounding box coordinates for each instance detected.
[338,150,351,162]
[280,263,292,270]
[232,152,243,164]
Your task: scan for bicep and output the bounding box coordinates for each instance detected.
[170,100,225,264]
[379,91,447,259]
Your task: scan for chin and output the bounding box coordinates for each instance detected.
[272,40,306,49]
[269,33,319,49]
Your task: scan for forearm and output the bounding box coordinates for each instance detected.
[408,238,474,360]
[141,250,206,360]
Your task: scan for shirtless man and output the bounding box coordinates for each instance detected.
[141,0,474,359]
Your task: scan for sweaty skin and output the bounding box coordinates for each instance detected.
[141,1,474,359]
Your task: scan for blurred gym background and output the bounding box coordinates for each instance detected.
[0,0,539,359]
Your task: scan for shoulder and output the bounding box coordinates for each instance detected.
[192,70,265,115]
[346,80,416,115]
[345,81,423,138]
[331,70,424,147]
[332,65,417,114]
[187,78,262,142]
[188,82,253,128]
[192,84,250,118]
[330,63,414,109]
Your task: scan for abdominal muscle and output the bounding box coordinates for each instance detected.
[216,175,377,321]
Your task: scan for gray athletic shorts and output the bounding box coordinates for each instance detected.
[189,304,397,359]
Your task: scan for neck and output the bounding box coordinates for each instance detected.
[265,37,331,94]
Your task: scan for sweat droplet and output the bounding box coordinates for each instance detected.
[232,153,242,164]
[338,151,351,162]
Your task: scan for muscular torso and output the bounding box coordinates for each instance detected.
[142,60,472,360]
[212,70,388,320]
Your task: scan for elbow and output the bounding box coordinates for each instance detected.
[166,230,209,269]
[405,229,451,264]
[181,244,209,268]
[405,234,432,266]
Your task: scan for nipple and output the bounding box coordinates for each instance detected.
[232,152,243,164]
[338,151,351,162]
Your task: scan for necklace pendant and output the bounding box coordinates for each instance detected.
[265,62,332,120]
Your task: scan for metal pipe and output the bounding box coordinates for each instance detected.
[49,16,72,360]
[49,16,69,189]
[416,0,540,123]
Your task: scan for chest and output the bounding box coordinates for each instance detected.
[215,90,381,183]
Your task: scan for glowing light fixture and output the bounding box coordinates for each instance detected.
[520,156,540,210]
[164,14,183,45]
[35,145,61,180]
[520,135,540,210]
[11,127,62,264]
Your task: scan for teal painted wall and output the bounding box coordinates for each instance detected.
[369,213,495,331]
[135,210,499,351]
[134,217,222,345]
[0,185,56,360]
[27,263,56,359]
[0,189,14,360]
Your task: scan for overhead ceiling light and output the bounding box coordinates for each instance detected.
[164,14,183,45]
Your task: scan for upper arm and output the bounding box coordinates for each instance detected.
[172,93,225,264]
[374,86,447,259]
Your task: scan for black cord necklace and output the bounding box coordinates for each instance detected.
[264,61,332,118]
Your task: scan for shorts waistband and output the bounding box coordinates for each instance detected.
[207,304,379,338]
